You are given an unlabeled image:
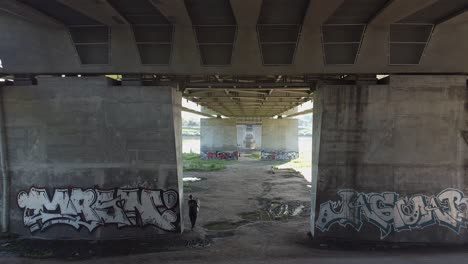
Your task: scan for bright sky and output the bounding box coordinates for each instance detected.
[182,98,202,120]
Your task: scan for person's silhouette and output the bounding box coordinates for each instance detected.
[188,195,199,230]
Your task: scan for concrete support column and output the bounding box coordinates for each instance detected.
[261,118,299,160]
[312,75,468,244]
[4,76,183,239]
[200,118,238,159]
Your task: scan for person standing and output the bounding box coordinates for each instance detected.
[188,195,199,230]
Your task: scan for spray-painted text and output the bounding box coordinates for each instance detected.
[17,187,179,233]
[316,189,468,239]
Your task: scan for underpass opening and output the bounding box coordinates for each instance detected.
[180,75,317,241]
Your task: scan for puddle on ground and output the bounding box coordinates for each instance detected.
[183,177,204,182]
[244,198,310,221]
[239,211,272,222]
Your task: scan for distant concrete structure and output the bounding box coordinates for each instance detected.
[311,75,468,244]
[237,124,262,151]
[200,118,238,160]
[261,119,299,160]
[4,77,183,239]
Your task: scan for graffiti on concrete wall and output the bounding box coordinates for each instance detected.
[260,151,299,161]
[201,151,239,160]
[316,189,468,239]
[17,187,179,233]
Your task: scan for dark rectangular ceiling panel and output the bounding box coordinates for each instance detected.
[19,0,110,65]
[324,43,360,64]
[322,25,365,42]
[322,0,391,65]
[261,44,296,64]
[195,26,237,43]
[75,44,109,64]
[390,43,426,64]
[138,44,172,65]
[199,45,233,65]
[258,25,301,43]
[185,0,237,65]
[390,24,433,43]
[388,0,465,65]
[389,24,433,65]
[257,0,309,65]
[108,0,173,65]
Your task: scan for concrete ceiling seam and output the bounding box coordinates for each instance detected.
[184,0,237,66]
[18,0,111,65]
[322,0,392,65]
[390,0,468,65]
[107,0,174,65]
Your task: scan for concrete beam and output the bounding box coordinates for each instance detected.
[59,0,126,26]
[0,0,64,28]
[181,106,215,118]
[285,108,313,118]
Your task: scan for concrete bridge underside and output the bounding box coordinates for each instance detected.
[0,0,468,245]
[1,0,468,75]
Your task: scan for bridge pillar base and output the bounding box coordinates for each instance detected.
[5,76,183,239]
[312,75,468,243]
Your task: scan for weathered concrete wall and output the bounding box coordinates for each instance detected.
[200,118,237,153]
[3,76,182,239]
[262,119,299,152]
[312,75,468,243]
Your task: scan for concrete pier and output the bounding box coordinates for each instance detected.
[261,118,299,160]
[311,75,468,243]
[3,77,183,239]
[200,118,238,159]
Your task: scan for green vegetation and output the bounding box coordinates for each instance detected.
[183,153,234,171]
[272,157,311,170]
[243,152,261,160]
[182,126,200,136]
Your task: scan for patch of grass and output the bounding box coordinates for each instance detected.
[182,126,200,136]
[183,153,234,171]
[272,157,311,170]
[244,153,261,160]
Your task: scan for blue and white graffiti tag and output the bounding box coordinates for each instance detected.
[316,189,468,239]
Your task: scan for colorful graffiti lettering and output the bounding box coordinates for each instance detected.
[17,187,179,233]
[201,151,239,160]
[316,189,468,239]
[260,151,299,161]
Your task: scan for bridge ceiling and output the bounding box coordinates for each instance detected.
[107,0,173,65]
[390,0,468,64]
[2,0,468,74]
[322,0,391,64]
[257,0,309,65]
[18,0,110,65]
[182,75,313,117]
[185,0,237,65]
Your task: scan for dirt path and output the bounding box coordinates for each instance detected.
[182,156,312,248]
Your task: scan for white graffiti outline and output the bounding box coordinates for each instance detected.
[316,188,468,239]
[17,187,179,233]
